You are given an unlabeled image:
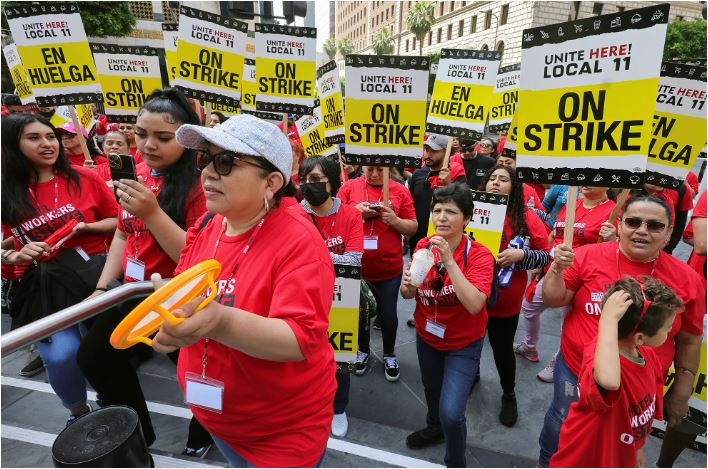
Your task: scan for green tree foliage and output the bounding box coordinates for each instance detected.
[406,1,435,56]
[372,26,395,55]
[338,37,355,57]
[663,18,707,60]
[324,37,338,60]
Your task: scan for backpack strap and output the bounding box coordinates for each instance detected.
[198,212,216,230]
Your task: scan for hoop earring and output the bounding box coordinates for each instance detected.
[264,193,270,212]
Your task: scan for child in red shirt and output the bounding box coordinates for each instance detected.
[551,276,682,468]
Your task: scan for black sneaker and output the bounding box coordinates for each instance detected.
[354,351,370,376]
[383,354,400,382]
[66,403,93,427]
[499,392,518,427]
[19,355,44,377]
[406,427,444,449]
[406,313,415,328]
[182,445,212,459]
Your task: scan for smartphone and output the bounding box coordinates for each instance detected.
[108,153,137,182]
[369,204,383,212]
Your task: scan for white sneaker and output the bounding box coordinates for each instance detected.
[331,412,348,437]
[537,356,557,383]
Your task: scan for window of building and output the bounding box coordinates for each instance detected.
[406,39,409,52]
[471,15,477,33]
[391,5,395,17]
[386,9,389,19]
[593,3,603,15]
[459,19,465,36]
[497,40,504,56]
[617,6,625,12]
[437,27,442,43]
[485,10,492,29]
[451,1,455,11]
[462,1,466,6]
[447,24,452,40]
[677,15,684,20]
[428,31,433,45]
[500,4,508,25]
[412,37,416,49]
[481,43,489,51]
[440,3,445,15]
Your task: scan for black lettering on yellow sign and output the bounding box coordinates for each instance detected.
[106,79,148,108]
[523,90,643,152]
[328,330,354,351]
[324,96,343,127]
[11,69,32,96]
[491,90,518,118]
[349,103,422,145]
[647,115,692,165]
[305,129,330,155]
[258,62,313,96]
[27,47,96,85]
[430,85,485,120]
[179,50,239,87]
[243,91,256,107]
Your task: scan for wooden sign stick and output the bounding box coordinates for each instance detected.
[563,186,578,248]
[607,188,631,225]
[282,113,289,136]
[442,136,454,169]
[383,167,390,209]
[336,146,347,182]
[204,102,212,126]
[67,105,92,162]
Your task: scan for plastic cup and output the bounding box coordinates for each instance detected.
[409,248,435,287]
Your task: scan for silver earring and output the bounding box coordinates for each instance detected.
[264,193,270,212]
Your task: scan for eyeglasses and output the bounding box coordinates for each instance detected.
[631,283,654,335]
[430,263,447,291]
[302,175,329,184]
[197,150,268,177]
[622,217,667,233]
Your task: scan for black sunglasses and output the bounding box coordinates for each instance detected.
[430,263,447,291]
[622,216,667,233]
[197,151,268,176]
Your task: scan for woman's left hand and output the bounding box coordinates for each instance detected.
[379,205,399,227]
[497,248,524,268]
[429,235,454,266]
[152,297,221,353]
[115,177,159,220]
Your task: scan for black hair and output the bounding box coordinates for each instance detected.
[480,165,528,236]
[298,156,342,196]
[623,193,673,227]
[604,276,682,339]
[211,112,227,124]
[1,113,81,226]
[138,88,201,228]
[257,159,296,207]
[104,130,130,147]
[3,94,21,106]
[431,182,474,219]
[480,136,499,158]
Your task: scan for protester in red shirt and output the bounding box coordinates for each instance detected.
[57,122,111,181]
[685,191,706,279]
[481,166,551,426]
[298,155,364,438]
[551,277,681,468]
[538,195,705,467]
[494,152,545,210]
[118,122,142,164]
[1,113,119,426]
[77,89,206,447]
[643,182,693,254]
[339,166,418,381]
[400,183,494,467]
[148,113,336,467]
[685,171,699,196]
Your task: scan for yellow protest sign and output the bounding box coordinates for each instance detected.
[2,43,34,104]
[488,63,520,135]
[211,102,240,117]
[645,62,707,189]
[517,4,669,189]
[161,23,178,86]
[91,44,163,123]
[295,104,337,157]
[329,264,361,368]
[317,60,345,144]
[174,6,247,107]
[4,2,102,106]
[50,104,96,135]
[345,55,430,167]
[255,23,317,115]
[427,49,500,139]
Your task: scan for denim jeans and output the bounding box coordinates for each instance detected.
[334,372,350,414]
[360,274,402,355]
[36,324,87,409]
[212,435,326,467]
[537,352,579,467]
[416,335,484,468]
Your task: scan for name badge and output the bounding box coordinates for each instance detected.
[125,257,146,281]
[364,235,379,250]
[185,372,224,413]
[74,247,90,261]
[425,319,446,339]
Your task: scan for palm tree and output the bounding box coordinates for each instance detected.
[338,37,355,57]
[372,26,395,55]
[323,37,338,60]
[406,1,435,56]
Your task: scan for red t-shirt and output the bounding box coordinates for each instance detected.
[130,147,143,166]
[551,342,664,468]
[8,168,119,277]
[529,183,546,201]
[338,177,417,281]
[413,237,494,350]
[687,191,706,278]
[427,161,467,189]
[175,207,336,468]
[68,153,111,181]
[489,208,550,317]
[561,242,705,376]
[553,198,616,249]
[310,203,364,256]
[685,171,699,195]
[652,187,693,224]
[117,164,206,281]
[523,183,539,207]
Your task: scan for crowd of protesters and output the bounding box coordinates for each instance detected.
[1,90,705,468]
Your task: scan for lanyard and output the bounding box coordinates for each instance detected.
[364,182,383,236]
[28,178,59,210]
[124,173,162,261]
[309,212,337,241]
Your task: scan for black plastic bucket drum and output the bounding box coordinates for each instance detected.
[52,406,151,467]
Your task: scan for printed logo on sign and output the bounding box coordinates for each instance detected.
[591,292,604,302]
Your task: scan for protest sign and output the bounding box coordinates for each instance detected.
[329,264,361,369]
[488,63,520,135]
[295,103,337,157]
[255,24,317,115]
[426,49,500,140]
[3,42,34,104]
[516,4,669,189]
[210,102,239,117]
[4,2,103,106]
[345,55,430,167]
[174,6,247,108]
[317,60,345,144]
[91,44,162,123]
[50,104,96,136]
[645,62,707,188]
[161,23,178,86]
[501,106,519,159]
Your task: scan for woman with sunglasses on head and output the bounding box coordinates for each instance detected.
[148,114,336,467]
[298,155,364,438]
[1,113,119,426]
[537,194,705,468]
[400,182,495,467]
[480,166,551,427]
[76,88,207,447]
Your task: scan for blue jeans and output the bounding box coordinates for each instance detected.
[36,325,87,409]
[537,352,578,467]
[212,435,326,467]
[366,274,402,355]
[416,335,484,468]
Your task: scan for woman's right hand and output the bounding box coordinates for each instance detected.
[552,244,575,271]
[13,242,51,263]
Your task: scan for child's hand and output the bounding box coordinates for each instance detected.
[602,290,633,321]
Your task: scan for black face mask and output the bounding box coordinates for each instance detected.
[302,182,330,206]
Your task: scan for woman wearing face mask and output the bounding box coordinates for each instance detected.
[338,165,418,381]
[536,195,705,467]
[76,88,207,447]
[299,155,364,438]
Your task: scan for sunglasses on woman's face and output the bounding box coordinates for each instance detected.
[479,142,493,149]
[431,263,447,291]
[622,216,667,233]
[197,150,268,176]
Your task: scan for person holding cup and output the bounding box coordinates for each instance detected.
[400,182,495,467]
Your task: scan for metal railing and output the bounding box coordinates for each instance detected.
[1,281,154,357]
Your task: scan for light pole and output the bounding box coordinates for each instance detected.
[491,11,500,51]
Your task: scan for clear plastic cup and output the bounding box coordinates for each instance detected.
[409,248,435,287]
